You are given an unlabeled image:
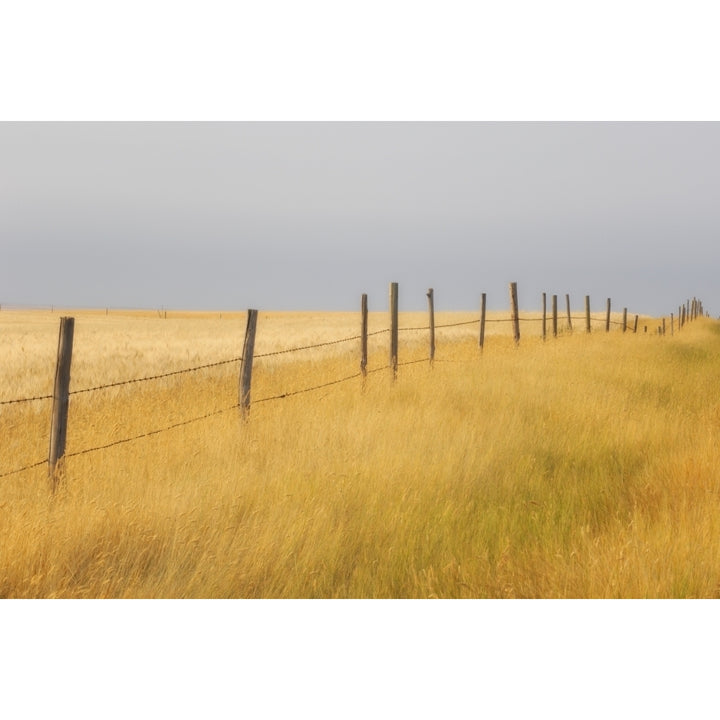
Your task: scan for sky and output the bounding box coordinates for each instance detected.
[2,121,720,317]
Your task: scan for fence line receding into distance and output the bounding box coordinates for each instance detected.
[0,282,708,486]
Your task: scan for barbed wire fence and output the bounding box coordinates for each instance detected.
[0,283,707,484]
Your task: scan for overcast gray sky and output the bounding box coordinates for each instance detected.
[2,122,719,316]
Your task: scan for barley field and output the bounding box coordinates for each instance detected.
[1,306,719,598]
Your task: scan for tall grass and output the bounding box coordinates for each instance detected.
[1,309,719,597]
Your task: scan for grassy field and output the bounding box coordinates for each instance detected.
[1,306,719,598]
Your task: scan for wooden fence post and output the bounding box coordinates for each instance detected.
[552,294,558,338]
[565,294,572,332]
[509,282,520,345]
[49,316,75,490]
[670,313,674,336]
[605,298,611,332]
[390,282,399,377]
[585,296,591,333]
[239,309,258,418]
[479,292,487,351]
[360,293,368,377]
[622,307,627,333]
[634,315,639,333]
[427,288,435,364]
[662,318,666,336]
[541,292,547,341]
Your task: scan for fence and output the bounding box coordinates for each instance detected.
[0,282,708,487]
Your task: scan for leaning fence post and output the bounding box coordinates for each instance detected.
[509,282,520,345]
[427,288,435,364]
[49,316,75,490]
[239,309,258,418]
[390,282,399,377]
[360,293,368,377]
[479,292,487,351]
[634,315,639,333]
[585,296,591,333]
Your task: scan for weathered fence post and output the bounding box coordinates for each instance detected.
[565,294,572,332]
[662,318,666,336]
[360,293,368,377]
[509,282,520,345]
[390,282,399,377]
[479,292,487,351]
[605,298,611,332]
[239,309,258,418]
[671,313,674,336]
[541,292,547,341]
[427,288,435,364]
[49,316,75,491]
[622,307,628,333]
[585,296,591,334]
[552,294,558,338]
[634,315,639,333]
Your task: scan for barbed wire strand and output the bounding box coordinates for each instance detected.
[69,356,243,396]
[0,393,53,406]
[0,458,48,479]
[64,404,240,460]
[254,372,364,403]
[398,358,432,368]
[436,319,482,329]
[255,333,363,358]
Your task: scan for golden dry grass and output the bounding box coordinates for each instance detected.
[1,307,718,598]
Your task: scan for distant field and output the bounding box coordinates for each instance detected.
[1,307,718,598]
